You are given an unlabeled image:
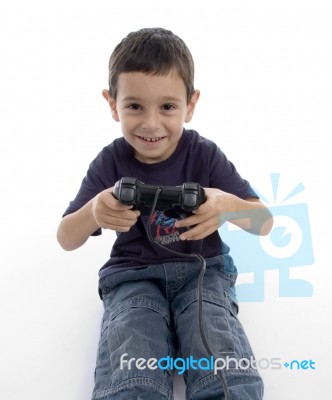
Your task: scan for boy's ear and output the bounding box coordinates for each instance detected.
[102,89,120,122]
[185,90,200,123]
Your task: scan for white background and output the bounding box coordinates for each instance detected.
[0,0,331,399]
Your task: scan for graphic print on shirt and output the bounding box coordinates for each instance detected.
[150,210,181,246]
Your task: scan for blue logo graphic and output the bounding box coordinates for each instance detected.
[283,360,316,370]
[219,173,315,301]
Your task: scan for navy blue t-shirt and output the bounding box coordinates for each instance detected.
[63,129,258,278]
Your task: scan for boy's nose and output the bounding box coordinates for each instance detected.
[141,110,161,131]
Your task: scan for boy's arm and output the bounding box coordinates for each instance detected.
[57,188,140,251]
[174,188,273,241]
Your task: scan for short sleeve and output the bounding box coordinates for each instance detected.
[209,146,258,200]
[62,146,118,235]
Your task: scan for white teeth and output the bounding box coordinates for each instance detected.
[141,137,163,142]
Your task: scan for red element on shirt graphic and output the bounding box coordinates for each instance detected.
[151,211,180,245]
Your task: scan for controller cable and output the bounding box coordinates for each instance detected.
[146,188,231,400]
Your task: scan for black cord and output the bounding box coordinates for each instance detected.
[146,188,231,400]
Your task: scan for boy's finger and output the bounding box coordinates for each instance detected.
[192,201,210,214]
[179,220,218,240]
[179,224,203,240]
[105,209,140,220]
[174,213,205,228]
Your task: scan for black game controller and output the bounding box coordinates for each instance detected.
[112,177,206,219]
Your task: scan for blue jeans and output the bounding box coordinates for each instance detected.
[92,255,264,399]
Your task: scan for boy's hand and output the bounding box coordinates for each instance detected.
[174,188,230,240]
[174,188,272,240]
[91,188,140,232]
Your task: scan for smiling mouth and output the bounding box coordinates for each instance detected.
[138,136,165,142]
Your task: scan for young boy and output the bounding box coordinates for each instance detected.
[57,27,273,400]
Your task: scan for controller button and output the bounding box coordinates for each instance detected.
[122,177,137,185]
[183,193,197,208]
[184,182,198,190]
[121,188,135,202]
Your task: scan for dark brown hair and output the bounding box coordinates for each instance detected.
[107,28,195,103]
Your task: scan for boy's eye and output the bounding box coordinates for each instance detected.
[127,103,142,111]
[162,104,175,111]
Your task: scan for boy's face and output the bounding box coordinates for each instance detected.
[103,70,200,164]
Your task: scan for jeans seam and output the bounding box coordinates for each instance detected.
[92,376,172,399]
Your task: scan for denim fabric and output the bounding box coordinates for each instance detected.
[92,255,264,400]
